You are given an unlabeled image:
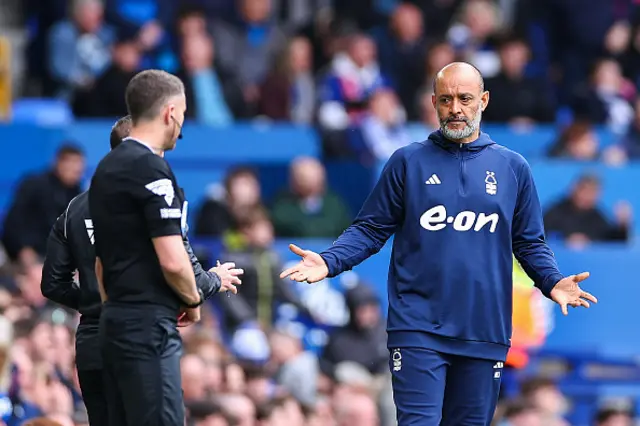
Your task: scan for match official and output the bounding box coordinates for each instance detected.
[281,62,598,426]
[89,70,230,426]
[41,115,241,426]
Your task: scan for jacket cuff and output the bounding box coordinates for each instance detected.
[539,272,565,299]
[319,253,338,278]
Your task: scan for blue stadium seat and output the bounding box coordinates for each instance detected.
[11,98,73,126]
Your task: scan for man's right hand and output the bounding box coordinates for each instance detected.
[279,244,329,283]
[210,261,243,294]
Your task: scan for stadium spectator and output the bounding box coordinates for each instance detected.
[618,96,640,158]
[547,120,599,160]
[268,329,318,408]
[103,0,175,69]
[317,34,391,131]
[243,366,275,406]
[1,145,84,263]
[258,36,315,124]
[176,31,241,125]
[519,378,570,426]
[80,35,141,117]
[47,0,115,102]
[217,393,256,426]
[571,58,634,134]
[319,283,387,378]
[185,400,233,426]
[219,207,310,333]
[359,88,411,162]
[446,0,502,77]
[333,391,379,426]
[595,407,634,426]
[183,334,227,395]
[195,167,262,239]
[211,0,287,111]
[483,36,556,124]
[413,40,456,119]
[416,89,440,131]
[271,157,351,238]
[497,399,543,426]
[373,3,426,116]
[182,354,209,404]
[15,260,50,315]
[549,0,634,101]
[544,174,631,246]
[175,6,209,39]
[420,40,456,92]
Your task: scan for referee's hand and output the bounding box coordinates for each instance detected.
[177,307,201,327]
[211,261,243,294]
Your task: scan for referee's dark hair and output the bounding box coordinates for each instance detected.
[125,70,185,123]
[110,115,132,149]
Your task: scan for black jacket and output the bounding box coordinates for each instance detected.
[41,190,221,368]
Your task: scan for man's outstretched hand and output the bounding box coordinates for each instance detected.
[280,244,329,283]
[550,272,598,316]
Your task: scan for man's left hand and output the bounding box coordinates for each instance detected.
[177,306,201,327]
[550,272,598,316]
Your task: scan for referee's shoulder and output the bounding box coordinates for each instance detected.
[132,150,174,179]
[66,191,89,214]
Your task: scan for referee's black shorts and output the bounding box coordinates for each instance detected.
[100,303,184,426]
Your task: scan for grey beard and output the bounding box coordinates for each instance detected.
[440,108,482,141]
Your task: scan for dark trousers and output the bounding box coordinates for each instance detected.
[78,369,109,426]
[100,307,185,426]
[390,347,502,426]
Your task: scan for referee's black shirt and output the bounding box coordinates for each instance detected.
[89,138,186,315]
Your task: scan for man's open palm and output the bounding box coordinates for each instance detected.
[279,244,329,283]
[550,272,598,316]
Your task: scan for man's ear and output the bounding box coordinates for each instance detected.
[481,90,490,112]
[164,104,175,124]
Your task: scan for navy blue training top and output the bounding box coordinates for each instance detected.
[320,131,564,362]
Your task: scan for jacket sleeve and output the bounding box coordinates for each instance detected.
[511,157,565,299]
[41,211,81,310]
[320,148,405,277]
[183,236,221,300]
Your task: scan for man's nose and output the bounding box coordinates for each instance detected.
[449,99,463,114]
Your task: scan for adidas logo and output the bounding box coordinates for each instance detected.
[85,219,95,245]
[425,174,441,185]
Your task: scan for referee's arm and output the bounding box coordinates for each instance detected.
[41,213,81,310]
[95,257,107,302]
[136,155,200,306]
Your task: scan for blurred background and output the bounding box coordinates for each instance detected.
[0,0,638,425]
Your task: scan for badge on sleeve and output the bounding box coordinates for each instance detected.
[181,201,189,236]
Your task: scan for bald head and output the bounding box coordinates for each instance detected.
[433,62,484,93]
[290,156,326,198]
[431,62,488,143]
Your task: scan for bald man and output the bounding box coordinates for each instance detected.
[281,62,596,425]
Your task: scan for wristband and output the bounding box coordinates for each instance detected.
[185,288,204,308]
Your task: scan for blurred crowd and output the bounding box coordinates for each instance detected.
[0,0,638,425]
[7,0,640,165]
